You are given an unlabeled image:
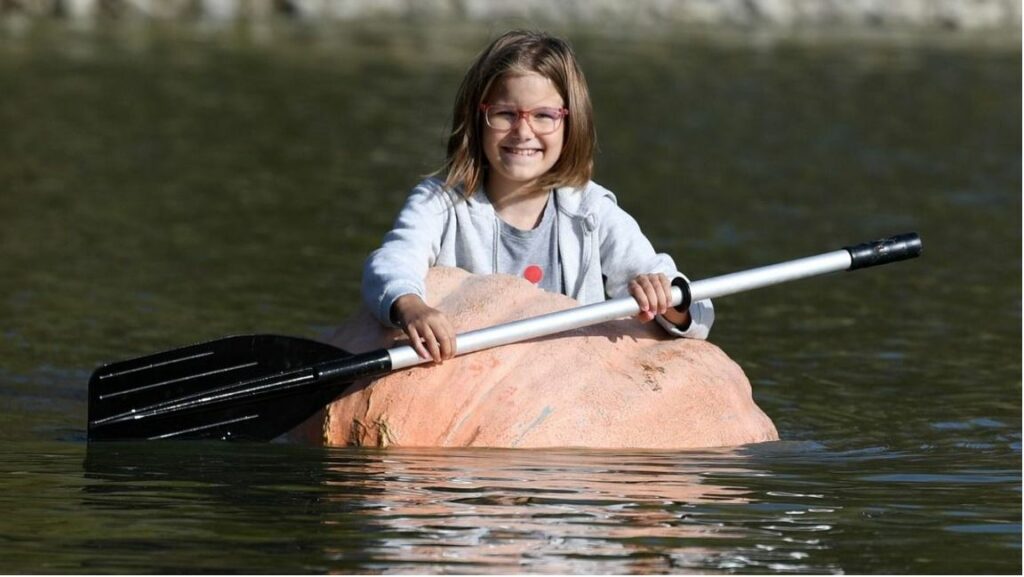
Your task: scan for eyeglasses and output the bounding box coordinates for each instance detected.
[479,103,569,135]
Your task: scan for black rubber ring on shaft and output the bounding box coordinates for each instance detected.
[672,276,692,314]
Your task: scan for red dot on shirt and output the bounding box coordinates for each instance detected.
[524,265,543,284]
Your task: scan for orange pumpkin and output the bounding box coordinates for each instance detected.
[290,267,777,449]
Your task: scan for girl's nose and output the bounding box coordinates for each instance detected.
[512,114,535,138]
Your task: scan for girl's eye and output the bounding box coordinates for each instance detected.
[533,109,560,120]
[494,109,517,120]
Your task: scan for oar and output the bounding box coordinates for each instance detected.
[87,232,922,442]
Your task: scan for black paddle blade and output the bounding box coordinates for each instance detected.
[87,335,361,442]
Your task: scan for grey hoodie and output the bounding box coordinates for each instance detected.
[362,177,714,339]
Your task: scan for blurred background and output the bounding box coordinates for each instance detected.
[0,1,1020,573]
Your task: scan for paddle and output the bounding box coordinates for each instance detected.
[87,233,922,442]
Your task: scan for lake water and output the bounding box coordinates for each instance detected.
[0,22,1020,574]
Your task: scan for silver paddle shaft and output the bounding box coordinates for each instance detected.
[386,249,854,370]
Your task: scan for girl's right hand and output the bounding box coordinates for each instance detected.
[390,294,456,363]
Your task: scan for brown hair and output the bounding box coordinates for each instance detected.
[442,30,596,197]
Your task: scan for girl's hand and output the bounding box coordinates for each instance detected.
[391,294,456,363]
[628,273,691,327]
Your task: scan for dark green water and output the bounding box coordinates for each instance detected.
[1,22,1020,574]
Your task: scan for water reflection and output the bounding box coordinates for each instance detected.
[80,443,844,573]
[321,448,759,573]
[19,440,1024,573]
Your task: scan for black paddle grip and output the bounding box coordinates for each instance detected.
[672,276,692,313]
[844,233,922,270]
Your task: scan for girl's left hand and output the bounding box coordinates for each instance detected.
[629,273,671,322]
[628,273,690,326]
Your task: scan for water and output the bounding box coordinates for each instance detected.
[1,22,1020,573]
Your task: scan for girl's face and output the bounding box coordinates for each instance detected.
[482,72,565,197]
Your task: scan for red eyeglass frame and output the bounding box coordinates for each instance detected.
[478,103,570,133]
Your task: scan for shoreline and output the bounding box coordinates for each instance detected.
[0,0,1020,36]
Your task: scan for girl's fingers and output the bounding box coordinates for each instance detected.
[440,318,457,360]
[407,326,430,360]
[630,278,653,322]
[644,278,661,318]
[421,325,442,363]
[411,324,441,363]
[438,325,455,360]
[423,315,455,362]
[404,306,455,363]
[654,274,671,314]
[630,279,650,310]
[632,274,676,321]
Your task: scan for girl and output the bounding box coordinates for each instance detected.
[362,30,714,363]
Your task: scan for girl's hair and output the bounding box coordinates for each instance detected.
[442,30,596,197]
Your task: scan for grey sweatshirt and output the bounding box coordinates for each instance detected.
[362,177,714,339]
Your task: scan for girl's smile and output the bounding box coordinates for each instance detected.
[501,146,542,158]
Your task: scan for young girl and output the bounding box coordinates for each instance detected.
[362,30,714,363]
